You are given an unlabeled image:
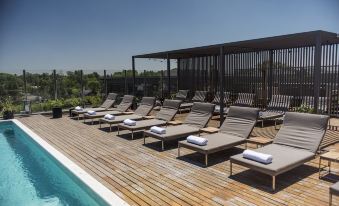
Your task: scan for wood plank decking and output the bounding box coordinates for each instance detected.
[17,114,339,206]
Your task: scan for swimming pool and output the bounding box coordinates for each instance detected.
[0,120,127,206]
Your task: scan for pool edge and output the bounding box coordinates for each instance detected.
[9,119,129,206]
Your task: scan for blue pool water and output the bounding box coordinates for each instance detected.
[0,121,109,206]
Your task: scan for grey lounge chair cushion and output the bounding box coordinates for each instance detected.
[180,102,194,109]
[175,90,189,101]
[267,95,293,112]
[156,99,181,121]
[145,124,200,141]
[234,93,255,107]
[273,112,329,153]
[179,133,245,154]
[100,114,143,124]
[192,91,208,102]
[212,92,230,104]
[220,106,259,138]
[116,95,134,112]
[184,102,215,128]
[230,144,314,176]
[84,110,123,118]
[330,182,339,196]
[134,97,155,116]
[118,119,167,130]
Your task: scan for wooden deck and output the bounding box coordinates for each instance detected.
[17,113,339,206]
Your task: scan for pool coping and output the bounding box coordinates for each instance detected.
[7,119,129,206]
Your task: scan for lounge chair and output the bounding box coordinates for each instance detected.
[117,99,182,139]
[180,90,208,111]
[143,102,215,150]
[258,95,293,127]
[178,106,259,166]
[99,97,155,131]
[233,93,255,107]
[213,92,231,114]
[330,181,339,206]
[174,90,189,101]
[83,95,134,124]
[71,93,118,119]
[230,112,329,191]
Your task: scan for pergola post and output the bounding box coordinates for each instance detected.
[80,69,84,106]
[132,56,136,95]
[177,59,180,92]
[124,70,127,94]
[314,33,322,113]
[53,69,57,100]
[143,69,147,96]
[23,69,27,101]
[219,46,225,126]
[268,50,274,101]
[161,70,164,99]
[167,53,171,98]
[104,69,107,97]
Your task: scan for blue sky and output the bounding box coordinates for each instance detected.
[0,0,338,74]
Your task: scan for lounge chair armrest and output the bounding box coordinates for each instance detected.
[144,115,156,119]
[168,120,183,125]
[200,127,220,134]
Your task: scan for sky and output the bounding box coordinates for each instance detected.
[0,0,338,74]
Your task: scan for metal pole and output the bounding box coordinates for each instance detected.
[268,50,274,101]
[23,70,27,101]
[53,69,57,100]
[161,70,164,99]
[124,70,127,94]
[104,69,107,97]
[80,70,84,106]
[177,59,180,92]
[314,32,322,113]
[167,53,171,98]
[143,70,147,96]
[132,56,136,95]
[219,46,225,126]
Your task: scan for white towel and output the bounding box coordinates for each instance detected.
[75,106,83,111]
[243,149,273,164]
[187,135,208,146]
[87,110,96,115]
[150,126,166,134]
[214,105,220,112]
[123,119,136,126]
[104,114,115,120]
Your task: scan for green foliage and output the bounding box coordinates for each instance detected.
[295,104,315,114]
[1,97,16,113]
[84,96,102,107]
[64,98,82,107]
[48,99,64,108]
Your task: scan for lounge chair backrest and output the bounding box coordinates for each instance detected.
[100,93,118,109]
[184,102,215,128]
[212,92,230,104]
[192,91,207,102]
[220,106,259,139]
[273,112,329,153]
[267,95,293,112]
[175,90,189,101]
[156,99,182,121]
[234,93,255,107]
[116,95,134,112]
[134,97,156,116]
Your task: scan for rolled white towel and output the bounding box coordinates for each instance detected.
[243,149,273,164]
[187,135,208,146]
[104,114,115,120]
[150,126,166,134]
[123,119,136,126]
[75,106,83,111]
[87,110,96,115]
[214,105,220,112]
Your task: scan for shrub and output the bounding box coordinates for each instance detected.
[295,104,315,114]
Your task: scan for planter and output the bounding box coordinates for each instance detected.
[3,111,14,119]
[52,107,62,118]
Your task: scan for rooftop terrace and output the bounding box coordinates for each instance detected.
[17,112,339,206]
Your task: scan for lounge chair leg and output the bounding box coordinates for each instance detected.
[319,157,322,178]
[117,126,120,135]
[131,130,134,140]
[272,176,276,191]
[229,162,233,176]
[178,145,180,157]
[143,132,146,145]
[110,124,112,132]
[205,154,208,166]
[262,120,264,128]
[330,193,332,206]
[92,119,94,125]
[162,141,164,150]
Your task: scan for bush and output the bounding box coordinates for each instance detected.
[64,97,82,108]
[84,96,102,107]
[295,104,315,113]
